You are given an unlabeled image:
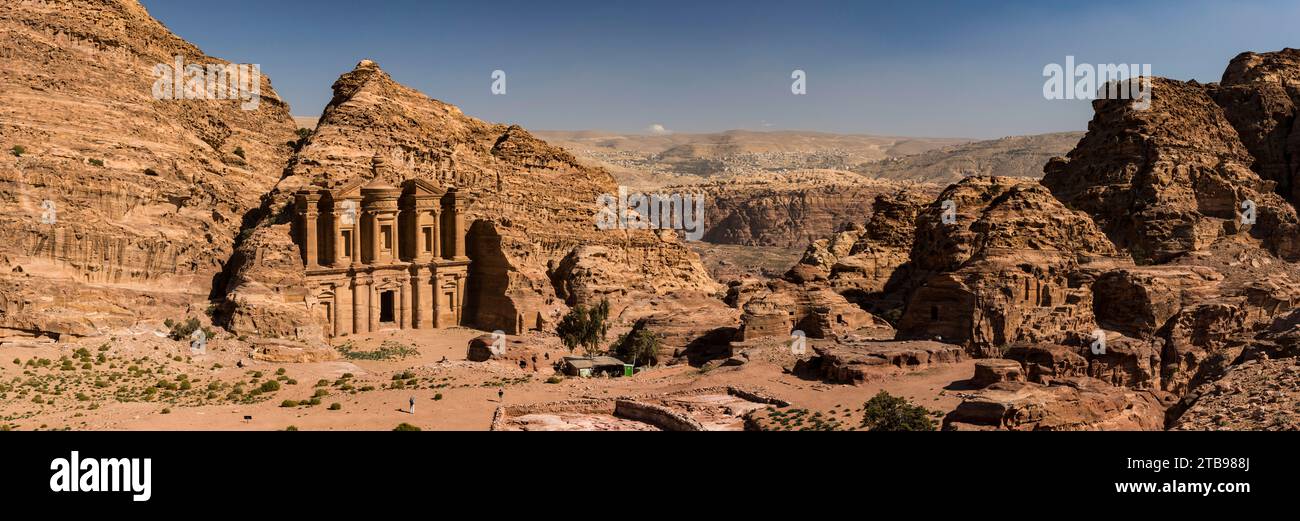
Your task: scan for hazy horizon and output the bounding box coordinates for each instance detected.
[142,0,1300,139]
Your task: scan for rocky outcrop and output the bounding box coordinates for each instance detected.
[943,377,1170,431]
[736,279,888,341]
[895,177,1126,355]
[1158,303,1251,395]
[1171,357,1300,431]
[785,188,931,322]
[793,340,963,384]
[972,359,1025,387]
[613,294,741,365]
[222,60,720,340]
[1042,76,1300,264]
[1091,266,1223,337]
[0,0,298,338]
[1210,49,1300,205]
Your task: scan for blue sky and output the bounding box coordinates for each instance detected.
[141,0,1300,139]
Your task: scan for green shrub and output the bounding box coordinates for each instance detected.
[165,317,214,343]
[393,423,421,431]
[433,393,443,401]
[258,380,281,393]
[88,158,104,167]
[328,402,341,410]
[860,391,935,431]
[10,145,25,157]
[556,299,610,357]
[280,400,299,407]
[614,328,660,367]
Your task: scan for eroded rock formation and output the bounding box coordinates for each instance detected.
[895,176,1127,355]
[0,0,297,338]
[943,377,1170,431]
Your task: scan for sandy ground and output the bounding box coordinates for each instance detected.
[0,327,975,431]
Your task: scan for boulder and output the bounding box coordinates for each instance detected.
[972,359,1025,387]
[943,377,1170,431]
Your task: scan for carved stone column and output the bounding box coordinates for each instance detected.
[412,270,427,329]
[352,277,366,334]
[345,198,361,267]
[331,284,340,337]
[430,209,442,258]
[432,274,442,329]
[369,281,379,331]
[400,276,411,329]
[296,191,322,269]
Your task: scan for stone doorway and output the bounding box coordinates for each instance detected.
[380,291,396,323]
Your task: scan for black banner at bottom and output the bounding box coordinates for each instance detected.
[1,431,1284,511]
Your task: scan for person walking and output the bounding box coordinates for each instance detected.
[409,396,416,415]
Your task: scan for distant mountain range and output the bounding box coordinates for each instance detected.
[852,131,1084,184]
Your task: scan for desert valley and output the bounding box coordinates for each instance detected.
[4,0,1300,435]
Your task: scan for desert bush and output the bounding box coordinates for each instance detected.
[10,145,25,157]
[393,423,421,431]
[328,402,341,410]
[164,317,214,342]
[860,391,935,431]
[280,400,299,407]
[88,158,104,167]
[258,380,281,393]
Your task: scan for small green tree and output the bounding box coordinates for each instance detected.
[860,391,935,431]
[10,145,25,157]
[615,328,661,367]
[555,299,611,358]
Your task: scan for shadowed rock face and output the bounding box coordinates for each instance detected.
[222,60,720,340]
[895,177,1125,354]
[1042,68,1300,265]
[1213,49,1300,204]
[0,0,298,338]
